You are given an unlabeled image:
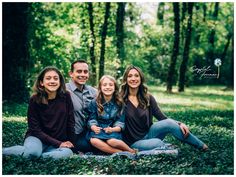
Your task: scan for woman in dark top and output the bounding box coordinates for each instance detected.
[3,66,76,159]
[120,65,208,151]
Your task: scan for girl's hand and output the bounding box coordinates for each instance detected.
[60,141,74,148]
[179,123,190,138]
[91,125,102,134]
[103,127,113,134]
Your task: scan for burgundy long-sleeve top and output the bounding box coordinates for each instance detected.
[25,92,76,148]
[123,95,167,146]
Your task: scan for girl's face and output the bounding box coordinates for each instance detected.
[127,69,141,89]
[40,70,60,94]
[101,77,115,97]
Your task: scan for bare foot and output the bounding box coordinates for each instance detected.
[130,149,138,154]
[202,144,208,151]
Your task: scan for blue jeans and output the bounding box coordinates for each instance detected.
[76,130,103,154]
[131,119,205,151]
[76,130,93,152]
[2,136,73,159]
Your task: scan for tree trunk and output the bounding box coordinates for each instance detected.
[206,2,219,64]
[3,3,30,102]
[87,2,96,86]
[99,2,111,80]
[116,2,126,78]
[228,31,234,89]
[181,2,187,45]
[230,33,234,89]
[166,3,180,93]
[157,2,165,26]
[203,3,207,22]
[221,32,232,61]
[178,3,194,92]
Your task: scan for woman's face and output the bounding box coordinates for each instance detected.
[40,70,60,94]
[101,77,115,97]
[127,68,141,89]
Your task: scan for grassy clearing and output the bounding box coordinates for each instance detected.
[2,85,234,175]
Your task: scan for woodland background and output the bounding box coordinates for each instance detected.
[2,2,234,175]
[3,2,234,102]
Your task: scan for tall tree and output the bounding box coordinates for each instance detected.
[206,2,219,64]
[157,2,165,26]
[99,2,111,79]
[221,32,233,61]
[203,3,207,22]
[3,3,31,102]
[116,2,126,78]
[230,32,234,89]
[181,2,187,45]
[166,3,180,93]
[87,2,97,85]
[178,3,194,92]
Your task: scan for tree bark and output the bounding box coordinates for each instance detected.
[221,32,232,61]
[206,2,219,63]
[157,2,165,26]
[99,2,111,79]
[3,3,30,102]
[87,2,96,86]
[229,30,234,89]
[166,3,180,93]
[178,3,194,92]
[203,3,207,22]
[116,2,126,78]
[181,2,187,45]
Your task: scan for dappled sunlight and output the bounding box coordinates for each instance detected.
[148,85,234,97]
[149,85,233,112]
[3,117,27,122]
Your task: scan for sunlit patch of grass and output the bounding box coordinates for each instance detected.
[3,116,27,122]
[149,85,233,112]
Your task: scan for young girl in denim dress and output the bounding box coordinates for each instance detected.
[87,75,136,154]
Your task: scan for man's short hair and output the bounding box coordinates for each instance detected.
[71,59,88,72]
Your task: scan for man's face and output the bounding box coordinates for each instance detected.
[69,62,89,87]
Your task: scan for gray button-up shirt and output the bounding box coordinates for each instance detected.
[66,80,97,134]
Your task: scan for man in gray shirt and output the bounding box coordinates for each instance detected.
[66,60,97,152]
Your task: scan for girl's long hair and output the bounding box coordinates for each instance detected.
[96,75,123,115]
[32,66,66,104]
[120,65,149,109]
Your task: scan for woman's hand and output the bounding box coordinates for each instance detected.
[179,123,190,138]
[91,125,102,134]
[60,141,74,148]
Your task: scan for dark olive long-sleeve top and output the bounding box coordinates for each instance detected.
[25,92,76,147]
[123,95,167,146]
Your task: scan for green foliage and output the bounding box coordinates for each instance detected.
[3,2,234,103]
[2,85,233,175]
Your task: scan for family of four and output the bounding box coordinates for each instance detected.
[3,60,208,159]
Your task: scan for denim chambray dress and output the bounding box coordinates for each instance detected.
[87,99,125,140]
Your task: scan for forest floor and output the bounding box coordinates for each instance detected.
[2,85,234,175]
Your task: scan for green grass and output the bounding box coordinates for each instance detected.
[2,85,234,175]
